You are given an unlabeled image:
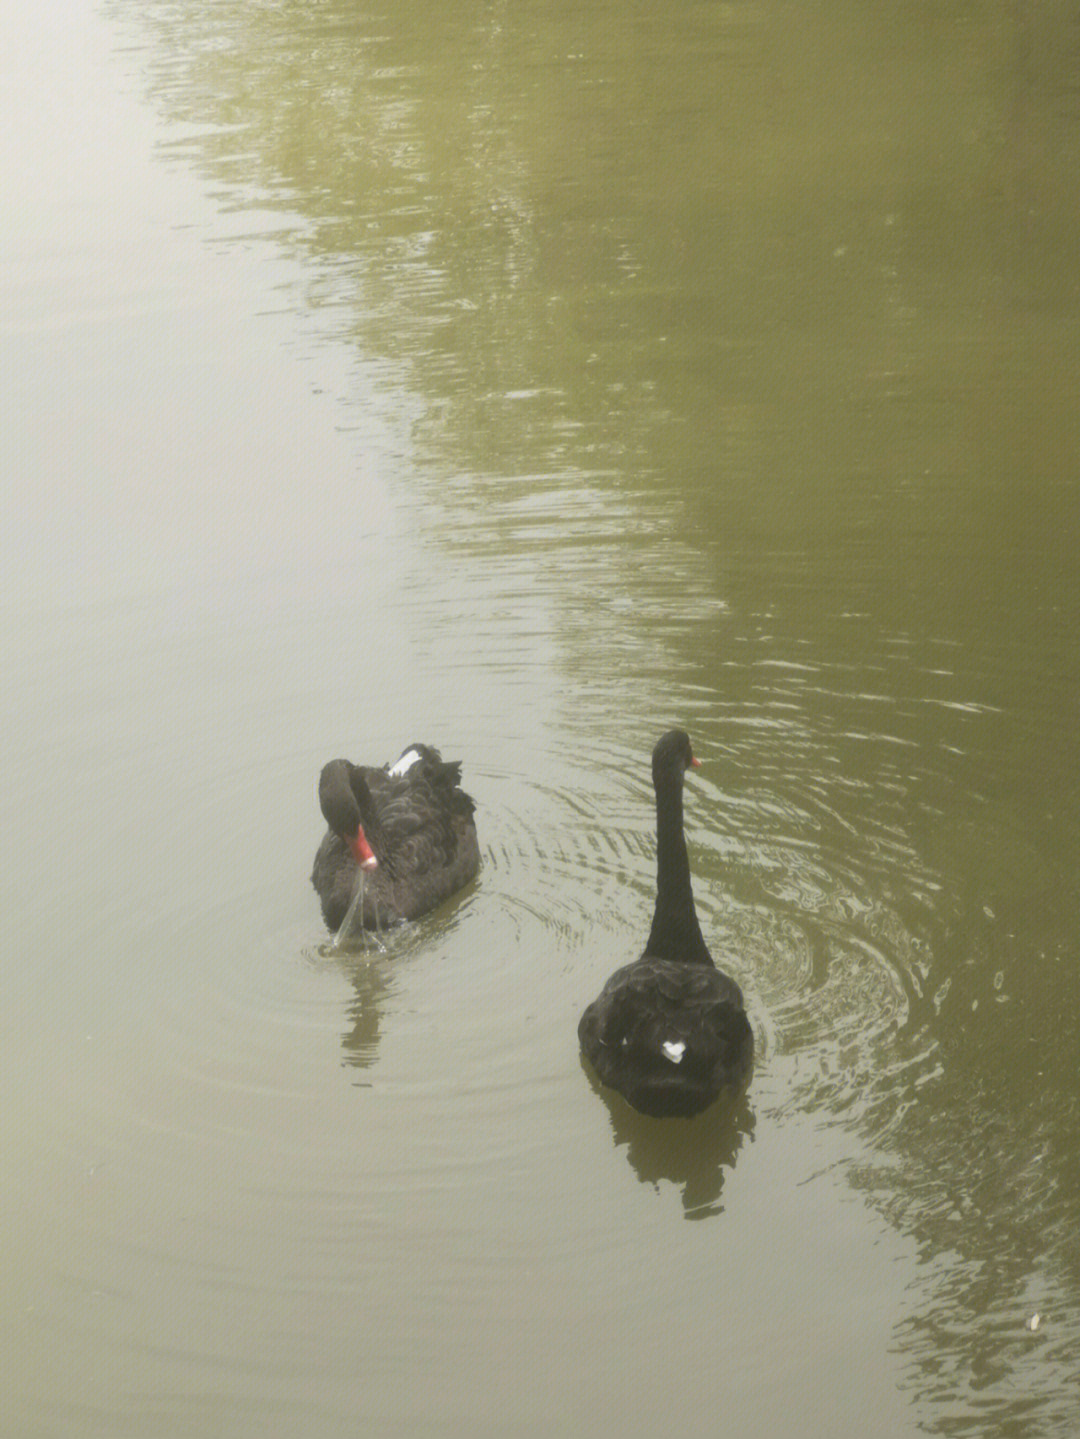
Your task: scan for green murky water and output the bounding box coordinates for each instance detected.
[3,2,1078,1434]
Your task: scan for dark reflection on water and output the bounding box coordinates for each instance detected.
[339,960,392,1072]
[329,889,481,1072]
[582,1056,755,1220]
[85,0,1080,1433]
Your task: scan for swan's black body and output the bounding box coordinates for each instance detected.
[578,730,753,1117]
[312,744,479,931]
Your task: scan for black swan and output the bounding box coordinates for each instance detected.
[312,744,479,933]
[578,730,753,1118]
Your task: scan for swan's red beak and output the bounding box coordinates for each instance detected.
[349,828,379,870]
[690,755,701,768]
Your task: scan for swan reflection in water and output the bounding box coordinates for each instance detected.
[339,958,395,1073]
[331,890,477,1075]
[583,1055,755,1218]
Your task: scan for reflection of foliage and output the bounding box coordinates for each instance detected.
[853,1079,1080,1436]
[119,0,1080,493]
[705,720,1080,1430]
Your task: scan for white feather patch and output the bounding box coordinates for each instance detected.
[388,748,422,778]
[661,1040,686,1064]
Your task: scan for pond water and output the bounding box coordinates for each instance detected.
[3,2,1079,1435]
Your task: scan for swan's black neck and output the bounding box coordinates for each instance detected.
[644,766,713,966]
[320,760,362,837]
[319,760,389,864]
[347,769,390,861]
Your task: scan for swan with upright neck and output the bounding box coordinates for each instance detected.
[578,730,753,1117]
[312,743,479,934]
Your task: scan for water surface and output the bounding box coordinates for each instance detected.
[3,1,1079,1435]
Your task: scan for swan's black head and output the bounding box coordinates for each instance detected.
[318,760,378,870]
[652,729,700,781]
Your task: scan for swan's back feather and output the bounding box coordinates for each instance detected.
[579,955,752,1117]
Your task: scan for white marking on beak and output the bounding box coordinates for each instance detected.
[388,749,422,777]
[661,1041,686,1064]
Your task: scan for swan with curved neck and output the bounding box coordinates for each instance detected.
[578,730,753,1117]
[312,743,479,935]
